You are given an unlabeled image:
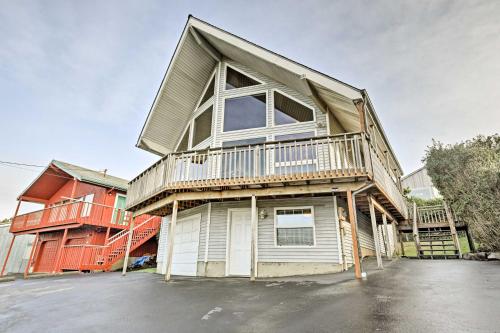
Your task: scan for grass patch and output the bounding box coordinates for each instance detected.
[402,236,470,257]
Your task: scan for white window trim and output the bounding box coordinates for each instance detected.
[223,63,265,91]
[221,89,269,134]
[174,122,192,152]
[225,208,253,276]
[273,206,316,248]
[195,68,217,110]
[271,88,316,127]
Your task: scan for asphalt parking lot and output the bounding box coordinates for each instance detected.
[1,259,499,333]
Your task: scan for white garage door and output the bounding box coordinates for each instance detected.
[171,214,201,276]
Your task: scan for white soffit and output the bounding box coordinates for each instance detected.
[137,29,217,155]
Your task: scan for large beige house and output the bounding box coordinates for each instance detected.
[125,16,407,280]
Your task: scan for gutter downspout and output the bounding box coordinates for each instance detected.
[352,182,375,277]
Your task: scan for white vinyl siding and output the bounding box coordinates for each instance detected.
[157,197,381,272]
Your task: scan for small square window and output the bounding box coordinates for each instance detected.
[275,208,315,246]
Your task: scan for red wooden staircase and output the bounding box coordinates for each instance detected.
[97,215,162,270]
[65,215,162,271]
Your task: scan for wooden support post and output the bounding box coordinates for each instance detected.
[52,228,68,273]
[412,202,421,258]
[165,200,179,282]
[250,195,257,281]
[2,199,23,276]
[333,195,347,271]
[465,225,476,253]
[121,217,135,276]
[346,190,362,279]
[391,222,399,257]
[399,232,405,256]
[104,227,111,243]
[24,233,39,279]
[0,235,16,276]
[368,196,383,269]
[444,202,462,258]
[382,213,392,260]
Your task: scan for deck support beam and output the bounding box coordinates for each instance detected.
[412,202,421,258]
[24,233,39,279]
[444,202,462,258]
[346,190,362,279]
[333,195,347,271]
[52,228,68,273]
[250,196,257,281]
[165,200,179,282]
[368,196,383,269]
[121,218,136,276]
[382,213,392,260]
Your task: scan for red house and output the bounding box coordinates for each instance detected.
[1,160,161,277]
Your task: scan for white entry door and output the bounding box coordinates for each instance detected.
[171,214,201,276]
[228,209,252,276]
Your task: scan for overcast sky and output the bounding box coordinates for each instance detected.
[1,0,499,218]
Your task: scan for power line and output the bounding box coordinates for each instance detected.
[0,160,46,168]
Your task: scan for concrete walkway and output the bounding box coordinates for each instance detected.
[1,259,498,332]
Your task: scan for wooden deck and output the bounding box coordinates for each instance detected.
[126,133,408,219]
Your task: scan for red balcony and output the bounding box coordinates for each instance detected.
[10,201,131,234]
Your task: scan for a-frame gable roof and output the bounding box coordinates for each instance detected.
[137,16,401,175]
[18,160,129,202]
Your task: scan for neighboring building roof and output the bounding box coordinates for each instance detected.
[51,160,129,191]
[18,160,129,202]
[136,15,402,174]
[401,166,426,181]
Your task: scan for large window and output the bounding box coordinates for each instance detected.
[192,106,213,147]
[225,66,260,90]
[223,93,267,131]
[274,91,314,125]
[275,208,315,246]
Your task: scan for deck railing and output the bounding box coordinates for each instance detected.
[127,132,407,217]
[10,201,131,233]
[127,133,369,208]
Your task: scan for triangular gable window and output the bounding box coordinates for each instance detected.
[225,66,260,90]
[177,128,190,152]
[199,76,215,107]
[274,91,314,125]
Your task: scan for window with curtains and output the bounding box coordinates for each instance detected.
[274,91,314,125]
[225,66,261,90]
[275,208,315,246]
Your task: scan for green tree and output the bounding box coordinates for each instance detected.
[424,135,500,251]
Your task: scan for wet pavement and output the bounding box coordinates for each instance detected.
[1,259,499,333]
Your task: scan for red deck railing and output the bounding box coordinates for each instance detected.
[10,201,132,233]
